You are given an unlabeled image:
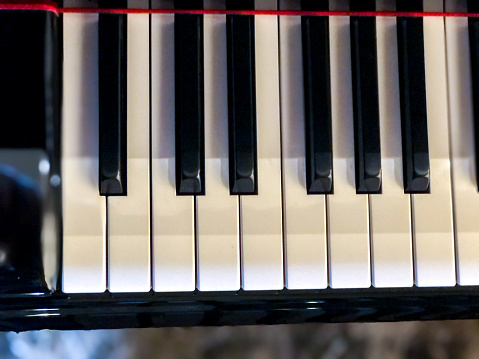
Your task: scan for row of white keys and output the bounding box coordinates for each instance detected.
[414,0,455,287]
[279,1,327,290]
[62,10,106,293]
[371,0,412,288]
[151,8,196,292]
[445,0,479,285]
[63,0,457,293]
[196,1,240,291]
[108,5,151,293]
[240,0,284,290]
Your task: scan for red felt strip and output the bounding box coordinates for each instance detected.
[0,0,58,14]
[59,8,479,18]
[1,1,479,19]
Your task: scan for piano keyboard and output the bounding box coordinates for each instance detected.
[58,0,479,294]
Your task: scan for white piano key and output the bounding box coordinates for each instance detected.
[278,12,327,290]
[240,4,283,291]
[412,9,456,287]
[445,3,479,286]
[62,12,107,293]
[151,12,195,292]
[108,12,151,293]
[196,10,240,292]
[328,14,371,289]
[370,7,413,288]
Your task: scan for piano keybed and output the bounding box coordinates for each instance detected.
[1,0,479,330]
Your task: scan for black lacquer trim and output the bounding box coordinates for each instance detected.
[2,286,479,331]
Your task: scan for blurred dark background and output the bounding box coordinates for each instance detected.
[1,321,478,358]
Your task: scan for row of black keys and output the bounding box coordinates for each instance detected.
[98,0,479,197]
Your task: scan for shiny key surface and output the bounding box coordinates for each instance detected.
[370,0,413,288]
[196,1,240,291]
[107,6,151,293]
[240,0,283,290]
[411,0,455,287]
[446,0,479,286]
[62,7,107,293]
[301,0,333,195]
[151,5,196,293]
[350,0,382,194]
[328,6,371,289]
[174,0,205,196]
[279,0,328,290]
[396,0,430,194]
[226,0,258,195]
[98,0,128,196]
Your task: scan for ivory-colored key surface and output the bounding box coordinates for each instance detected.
[196,6,240,292]
[279,7,328,290]
[328,13,371,289]
[151,11,196,292]
[412,0,455,287]
[240,0,284,290]
[108,12,151,293]
[62,11,107,293]
[370,2,413,288]
[445,0,479,286]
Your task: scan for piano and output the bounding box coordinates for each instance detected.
[2,0,479,331]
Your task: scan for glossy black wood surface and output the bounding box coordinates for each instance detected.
[2,287,479,331]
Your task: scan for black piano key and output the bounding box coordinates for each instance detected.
[175,2,205,196]
[468,2,479,190]
[396,0,423,12]
[350,0,382,194]
[301,0,333,194]
[98,0,127,196]
[397,5,430,194]
[0,12,52,149]
[226,0,257,195]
